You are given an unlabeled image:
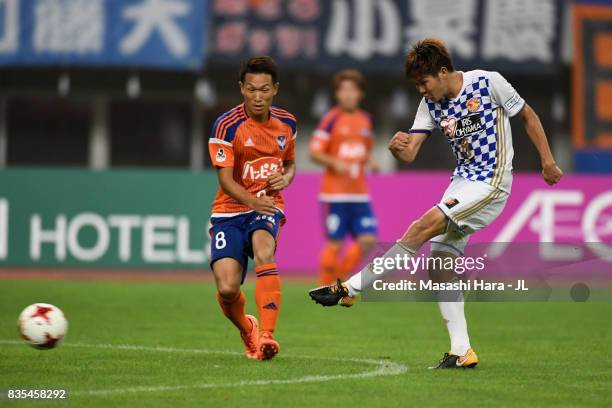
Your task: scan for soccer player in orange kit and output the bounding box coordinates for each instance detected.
[208,56,297,361]
[310,69,379,285]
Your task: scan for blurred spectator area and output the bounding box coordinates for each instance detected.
[0,65,572,173]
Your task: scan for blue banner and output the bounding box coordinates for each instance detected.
[209,0,568,73]
[0,0,208,70]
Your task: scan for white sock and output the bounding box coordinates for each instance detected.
[438,295,471,356]
[346,241,415,297]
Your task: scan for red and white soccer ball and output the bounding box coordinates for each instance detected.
[18,303,68,349]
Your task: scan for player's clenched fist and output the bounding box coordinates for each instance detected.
[249,195,277,216]
[542,162,563,186]
[388,131,411,152]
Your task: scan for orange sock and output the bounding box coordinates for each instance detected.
[319,244,340,285]
[216,290,252,333]
[338,242,362,280]
[255,263,281,335]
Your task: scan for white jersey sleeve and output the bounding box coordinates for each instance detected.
[410,98,436,135]
[489,71,525,117]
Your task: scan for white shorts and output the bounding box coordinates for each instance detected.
[430,176,509,256]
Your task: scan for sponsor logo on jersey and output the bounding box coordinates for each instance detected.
[441,114,483,139]
[216,147,226,163]
[444,198,460,209]
[277,134,287,150]
[338,142,367,160]
[466,97,481,112]
[245,137,255,147]
[242,157,283,182]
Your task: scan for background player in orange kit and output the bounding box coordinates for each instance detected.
[208,56,297,361]
[309,69,379,285]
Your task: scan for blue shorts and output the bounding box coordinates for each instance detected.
[209,210,285,283]
[322,202,377,241]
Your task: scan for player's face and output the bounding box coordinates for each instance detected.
[414,74,445,102]
[335,79,363,112]
[240,73,279,118]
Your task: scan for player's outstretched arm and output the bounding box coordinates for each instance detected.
[518,104,563,186]
[217,167,277,215]
[388,131,427,164]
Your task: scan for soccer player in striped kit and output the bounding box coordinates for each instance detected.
[309,38,562,368]
[208,57,297,361]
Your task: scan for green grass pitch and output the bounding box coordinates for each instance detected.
[0,279,610,407]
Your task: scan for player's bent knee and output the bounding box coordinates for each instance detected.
[217,283,241,300]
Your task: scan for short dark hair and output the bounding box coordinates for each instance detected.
[333,69,366,92]
[239,56,279,83]
[404,38,455,79]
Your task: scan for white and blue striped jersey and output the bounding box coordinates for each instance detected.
[410,70,525,193]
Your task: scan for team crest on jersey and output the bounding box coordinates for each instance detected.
[276,135,287,150]
[466,97,481,112]
[216,147,226,162]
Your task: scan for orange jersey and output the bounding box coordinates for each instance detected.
[309,107,374,202]
[208,104,297,216]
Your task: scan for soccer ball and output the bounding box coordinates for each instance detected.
[18,303,68,349]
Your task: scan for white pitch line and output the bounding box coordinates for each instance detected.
[0,340,408,396]
[0,339,240,356]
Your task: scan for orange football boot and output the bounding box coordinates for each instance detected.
[258,332,280,361]
[241,315,260,360]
